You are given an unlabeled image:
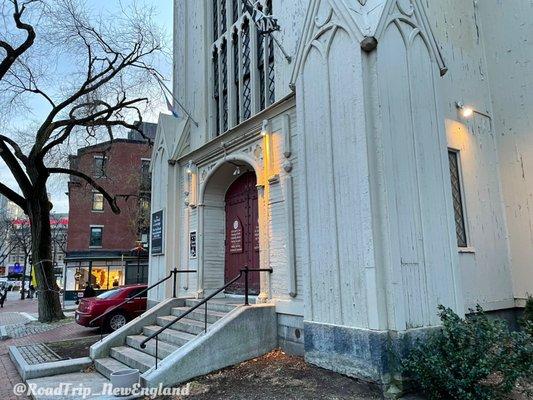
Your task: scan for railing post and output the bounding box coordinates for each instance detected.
[155,335,159,369]
[244,266,249,306]
[172,267,178,298]
[204,302,207,333]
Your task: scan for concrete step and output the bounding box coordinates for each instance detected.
[185,298,240,313]
[126,334,178,359]
[110,346,157,373]
[142,325,196,347]
[94,357,130,380]
[156,315,209,335]
[171,307,226,324]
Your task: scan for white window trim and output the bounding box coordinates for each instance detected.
[91,191,105,212]
[89,225,104,249]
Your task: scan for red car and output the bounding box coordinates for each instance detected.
[75,284,147,331]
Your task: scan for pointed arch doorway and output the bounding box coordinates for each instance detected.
[224,171,260,295]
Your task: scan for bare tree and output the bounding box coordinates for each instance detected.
[0,0,164,321]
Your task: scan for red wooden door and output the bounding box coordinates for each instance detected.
[225,172,260,294]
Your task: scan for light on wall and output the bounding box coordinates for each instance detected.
[186,160,195,175]
[456,102,474,118]
[261,119,269,136]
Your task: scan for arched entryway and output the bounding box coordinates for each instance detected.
[224,171,260,294]
[199,159,263,297]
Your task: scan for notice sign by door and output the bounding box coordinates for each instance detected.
[229,219,243,253]
[189,231,197,259]
[151,210,164,255]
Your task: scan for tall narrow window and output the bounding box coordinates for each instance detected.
[241,18,251,120]
[266,0,275,105]
[448,150,467,247]
[220,0,227,34]
[213,49,220,135]
[257,4,266,111]
[221,40,229,132]
[232,0,239,23]
[232,29,240,124]
[212,0,218,41]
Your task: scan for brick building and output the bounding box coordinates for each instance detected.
[64,125,154,302]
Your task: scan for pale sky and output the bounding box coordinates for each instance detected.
[0,0,173,213]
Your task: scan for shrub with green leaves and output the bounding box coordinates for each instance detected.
[522,296,533,336]
[403,305,533,400]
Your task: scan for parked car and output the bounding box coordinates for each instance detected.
[75,284,147,331]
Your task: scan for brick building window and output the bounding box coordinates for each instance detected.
[140,159,151,193]
[93,156,107,178]
[89,226,103,247]
[448,150,467,247]
[92,192,104,211]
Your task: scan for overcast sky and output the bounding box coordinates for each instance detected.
[0,0,173,214]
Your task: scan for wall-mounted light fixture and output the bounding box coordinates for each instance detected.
[456,102,474,118]
[261,119,270,136]
[186,160,195,175]
[456,101,493,121]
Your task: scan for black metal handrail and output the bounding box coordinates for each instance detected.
[88,268,197,340]
[140,267,273,368]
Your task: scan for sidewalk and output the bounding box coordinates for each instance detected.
[0,293,96,400]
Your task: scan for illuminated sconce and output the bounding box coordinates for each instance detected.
[233,166,241,176]
[261,119,269,136]
[456,102,474,118]
[186,160,195,175]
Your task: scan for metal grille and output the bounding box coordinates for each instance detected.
[232,0,239,23]
[241,19,251,120]
[221,41,228,132]
[233,30,240,123]
[220,0,227,34]
[213,49,220,135]
[212,0,218,41]
[257,27,265,111]
[267,1,275,107]
[267,49,275,105]
[448,150,467,247]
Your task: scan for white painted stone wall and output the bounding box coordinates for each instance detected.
[148,0,533,323]
[476,0,533,304]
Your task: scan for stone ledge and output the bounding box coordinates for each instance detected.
[9,344,92,381]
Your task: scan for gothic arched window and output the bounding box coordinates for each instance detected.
[211,0,276,137]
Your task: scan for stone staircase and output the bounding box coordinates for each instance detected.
[94,298,239,380]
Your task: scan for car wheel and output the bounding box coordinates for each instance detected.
[107,312,127,332]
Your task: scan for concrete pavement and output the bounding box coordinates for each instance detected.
[0,292,96,400]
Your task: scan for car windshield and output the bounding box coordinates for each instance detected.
[96,289,122,299]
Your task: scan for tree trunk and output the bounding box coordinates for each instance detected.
[28,193,64,322]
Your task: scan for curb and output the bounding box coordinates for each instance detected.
[0,325,7,340]
[9,345,93,381]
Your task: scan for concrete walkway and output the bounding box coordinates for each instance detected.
[0,294,97,400]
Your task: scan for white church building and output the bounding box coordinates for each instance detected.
[139,0,532,392]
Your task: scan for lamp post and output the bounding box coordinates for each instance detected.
[131,241,147,284]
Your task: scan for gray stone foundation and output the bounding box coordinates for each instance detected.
[277,314,304,356]
[303,321,437,396]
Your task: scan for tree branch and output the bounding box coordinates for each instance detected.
[0,181,27,212]
[48,167,120,214]
[0,138,33,195]
[0,0,37,80]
